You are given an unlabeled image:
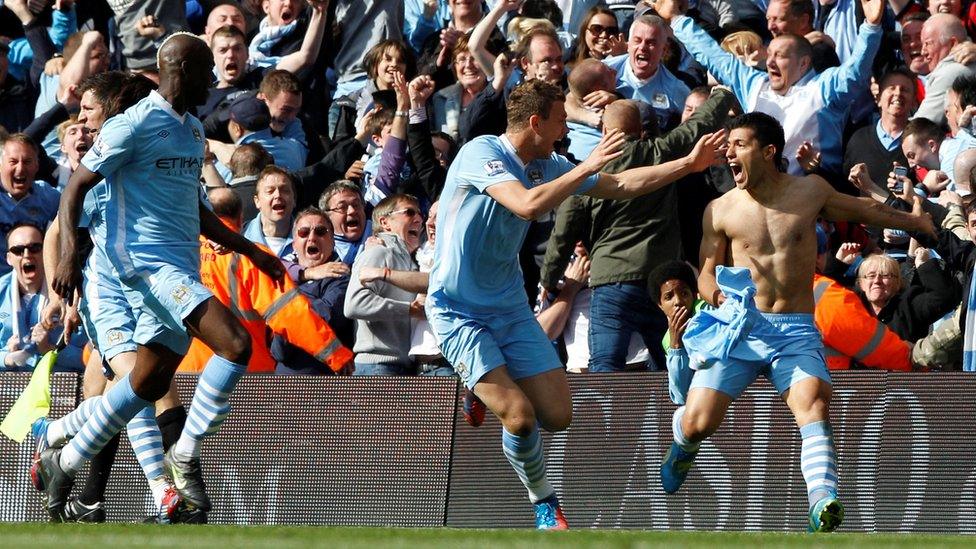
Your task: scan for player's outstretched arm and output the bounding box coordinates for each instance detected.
[587,130,726,199]
[53,165,104,303]
[198,203,286,285]
[821,181,936,239]
[485,129,627,220]
[698,201,729,307]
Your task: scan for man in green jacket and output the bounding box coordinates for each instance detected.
[539,87,738,372]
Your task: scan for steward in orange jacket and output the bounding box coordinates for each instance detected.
[813,274,912,371]
[178,190,352,373]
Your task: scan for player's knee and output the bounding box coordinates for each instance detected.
[795,398,829,425]
[499,402,537,436]
[219,325,252,364]
[138,382,170,402]
[682,407,722,442]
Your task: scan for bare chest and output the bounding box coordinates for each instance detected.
[721,199,819,256]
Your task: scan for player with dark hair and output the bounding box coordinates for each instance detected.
[660,112,935,532]
[426,78,726,529]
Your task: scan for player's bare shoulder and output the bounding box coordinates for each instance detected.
[706,187,746,231]
[792,173,835,206]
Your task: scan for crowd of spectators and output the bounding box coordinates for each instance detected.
[3,0,976,376]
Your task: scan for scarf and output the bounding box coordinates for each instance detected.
[248,17,299,68]
[8,276,46,352]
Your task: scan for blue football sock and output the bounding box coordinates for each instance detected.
[127,405,165,481]
[800,420,839,507]
[47,395,103,446]
[502,426,555,504]
[174,354,246,459]
[60,375,150,476]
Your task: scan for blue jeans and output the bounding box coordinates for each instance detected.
[353,363,413,376]
[588,282,667,372]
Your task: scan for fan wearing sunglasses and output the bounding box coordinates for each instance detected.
[0,223,81,372]
[344,194,427,376]
[180,191,353,377]
[273,207,356,374]
[572,6,627,66]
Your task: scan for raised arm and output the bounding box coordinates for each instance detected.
[816,0,883,105]
[276,1,328,74]
[698,200,729,307]
[58,31,104,99]
[586,130,726,199]
[469,0,520,79]
[657,0,764,108]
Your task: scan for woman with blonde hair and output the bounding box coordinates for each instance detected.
[856,251,958,342]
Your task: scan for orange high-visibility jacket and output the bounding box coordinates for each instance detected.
[813,274,912,371]
[178,242,353,373]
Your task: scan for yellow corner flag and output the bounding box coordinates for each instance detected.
[0,348,57,443]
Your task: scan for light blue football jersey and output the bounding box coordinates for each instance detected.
[429,134,598,314]
[81,91,207,277]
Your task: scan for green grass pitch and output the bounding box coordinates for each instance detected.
[1,524,973,548]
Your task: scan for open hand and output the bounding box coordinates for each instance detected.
[580,129,626,174]
[835,242,861,264]
[688,130,728,172]
[653,0,689,21]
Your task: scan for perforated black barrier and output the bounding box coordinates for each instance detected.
[0,373,80,522]
[446,372,976,532]
[2,371,976,531]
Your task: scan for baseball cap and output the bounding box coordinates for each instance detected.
[229,95,270,132]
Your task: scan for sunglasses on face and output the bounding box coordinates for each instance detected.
[390,207,422,218]
[587,24,619,37]
[296,225,330,238]
[9,243,42,255]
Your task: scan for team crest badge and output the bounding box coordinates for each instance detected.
[527,168,543,184]
[106,329,124,345]
[171,285,190,305]
[455,361,471,383]
[192,128,202,142]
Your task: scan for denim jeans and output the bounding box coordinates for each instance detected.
[353,363,413,376]
[588,282,667,372]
